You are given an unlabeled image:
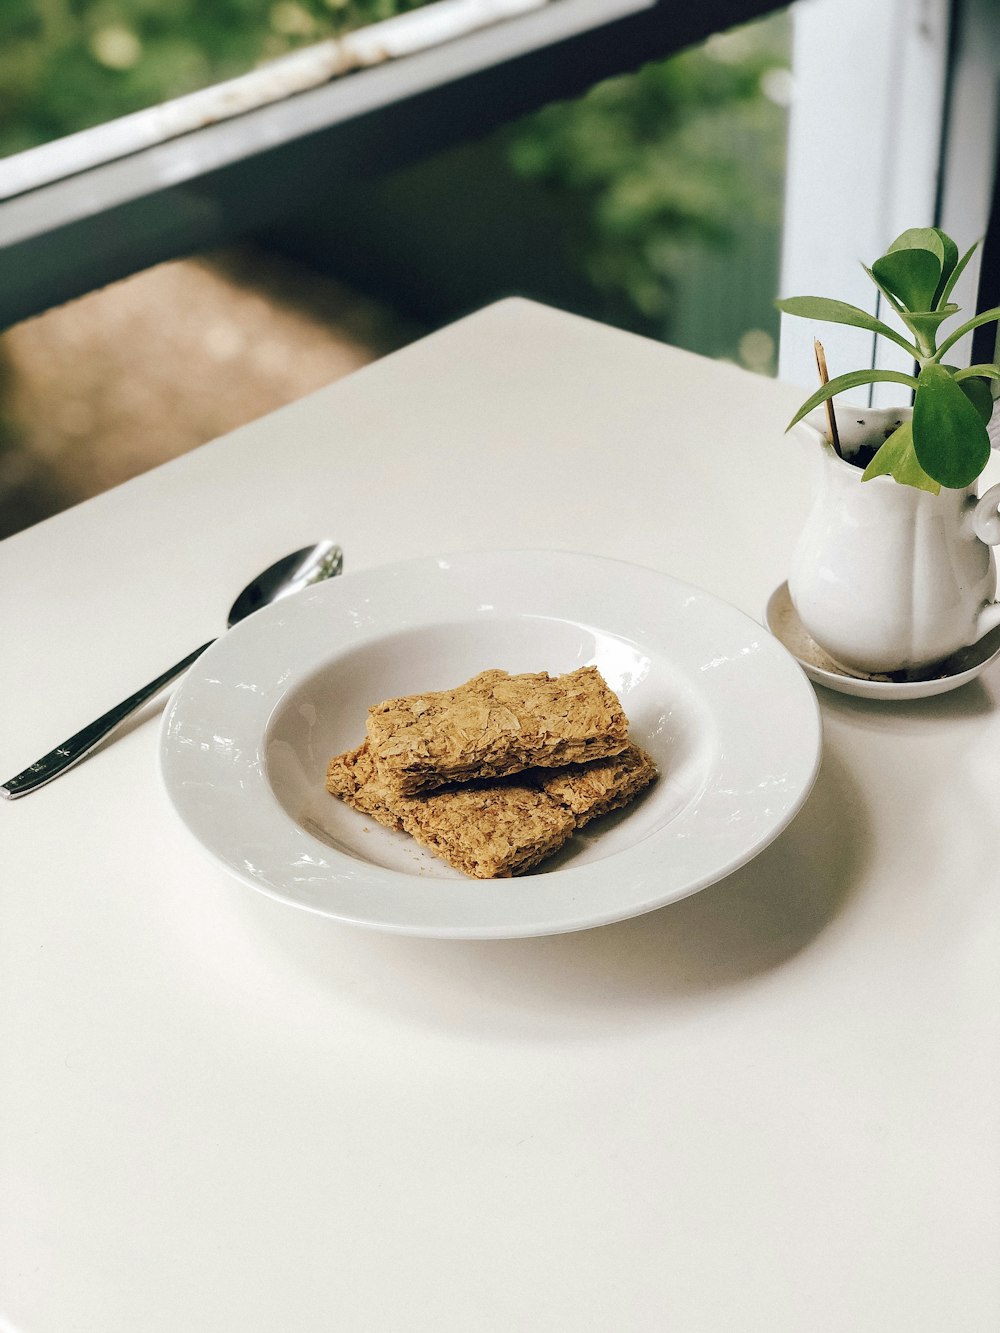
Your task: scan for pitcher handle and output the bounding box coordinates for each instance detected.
[972,483,1000,545]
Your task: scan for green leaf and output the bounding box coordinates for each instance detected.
[863,263,907,319]
[775,295,920,357]
[888,227,946,265]
[954,363,1000,385]
[785,369,919,431]
[935,306,1000,359]
[905,305,959,350]
[911,363,991,487]
[957,376,995,425]
[871,248,942,312]
[861,420,940,493]
[931,228,959,306]
[938,239,980,308]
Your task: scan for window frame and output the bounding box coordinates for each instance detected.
[777,0,1000,398]
[0,0,785,328]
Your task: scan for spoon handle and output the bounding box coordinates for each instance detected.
[2,641,215,800]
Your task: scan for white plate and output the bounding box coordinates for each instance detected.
[160,551,822,938]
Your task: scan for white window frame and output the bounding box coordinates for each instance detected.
[778,0,1000,400]
[0,0,787,327]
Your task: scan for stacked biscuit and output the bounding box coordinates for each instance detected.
[326,667,657,878]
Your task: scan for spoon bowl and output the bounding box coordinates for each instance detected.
[2,541,343,798]
[228,542,343,626]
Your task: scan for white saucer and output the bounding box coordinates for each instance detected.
[764,583,1000,700]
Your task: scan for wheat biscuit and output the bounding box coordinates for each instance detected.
[365,666,629,795]
[324,742,407,832]
[538,745,659,826]
[326,742,575,878]
[326,741,657,879]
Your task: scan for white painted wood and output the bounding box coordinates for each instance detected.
[868,0,950,404]
[936,0,1000,370]
[0,0,554,202]
[778,0,952,404]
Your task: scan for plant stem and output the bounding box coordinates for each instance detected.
[813,339,843,458]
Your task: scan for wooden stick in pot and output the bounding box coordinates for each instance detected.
[813,338,844,459]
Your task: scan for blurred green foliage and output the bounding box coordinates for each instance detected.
[0,0,426,156]
[1,1,790,361]
[503,20,790,339]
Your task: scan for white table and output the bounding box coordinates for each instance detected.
[3,299,998,1332]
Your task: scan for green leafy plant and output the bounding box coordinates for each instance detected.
[777,228,1000,493]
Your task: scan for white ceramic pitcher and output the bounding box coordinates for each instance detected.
[788,408,1000,675]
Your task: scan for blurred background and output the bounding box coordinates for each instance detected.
[1,0,790,538]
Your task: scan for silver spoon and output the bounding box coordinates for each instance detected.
[2,541,343,800]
